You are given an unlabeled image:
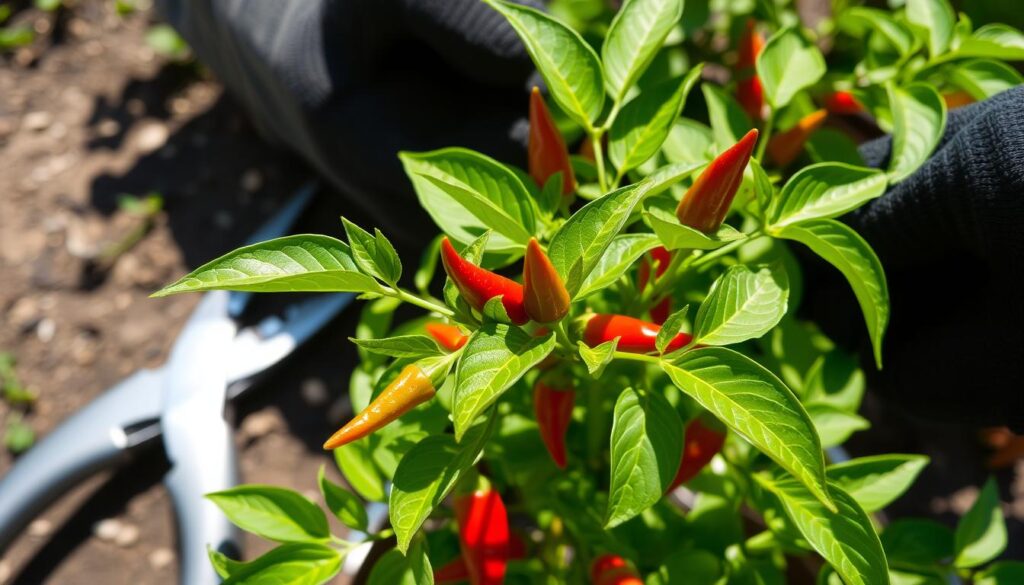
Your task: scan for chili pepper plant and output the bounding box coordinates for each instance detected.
[154,0,1022,582]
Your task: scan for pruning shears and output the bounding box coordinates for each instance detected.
[0,184,354,584]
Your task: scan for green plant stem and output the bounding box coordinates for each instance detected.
[744,530,777,556]
[613,351,661,365]
[390,287,455,318]
[755,110,775,161]
[691,231,763,272]
[590,131,609,193]
[553,320,574,350]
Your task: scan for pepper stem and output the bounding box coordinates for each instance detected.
[590,131,609,193]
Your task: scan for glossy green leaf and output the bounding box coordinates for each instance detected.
[656,304,690,354]
[342,217,402,285]
[452,324,556,440]
[602,0,683,102]
[349,335,443,359]
[840,8,915,56]
[693,265,789,346]
[334,437,386,502]
[610,65,703,173]
[955,24,1024,61]
[768,163,887,229]
[367,543,433,585]
[548,183,649,296]
[759,476,889,585]
[881,519,955,568]
[645,198,745,250]
[662,348,832,510]
[208,546,245,578]
[954,477,1007,568]
[756,26,826,108]
[702,84,753,148]
[649,549,722,585]
[207,486,330,544]
[887,83,946,183]
[317,466,369,531]
[390,421,492,553]
[578,339,618,377]
[773,219,888,369]
[951,59,1024,100]
[399,148,535,252]
[484,0,604,128]
[152,235,382,297]
[662,118,715,165]
[414,235,443,293]
[577,233,660,298]
[643,161,705,197]
[906,0,955,57]
[606,388,683,527]
[221,543,342,585]
[828,455,929,513]
[806,402,869,448]
[976,562,1024,585]
[806,129,866,167]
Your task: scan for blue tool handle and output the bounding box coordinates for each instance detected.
[0,369,163,553]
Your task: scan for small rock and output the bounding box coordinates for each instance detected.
[23,111,52,132]
[114,523,140,547]
[240,169,263,193]
[301,378,329,407]
[27,519,52,537]
[36,318,56,343]
[239,409,283,441]
[135,122,169,153]
[96,118,120,138]
[93,518,122,542]
[34,18,51,35]
[148,547,175,569]
[8,297,41,332]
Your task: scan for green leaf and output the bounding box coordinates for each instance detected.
[768,163,887,229]
[828,455,929,513]
[805,402,869,448]
[578,339,619,378]
[663,119,716,165]
[452,324,556,440]
[693,265,789,347]
[609,65,703,173]
[702,84,753,148]
[145,24,190,60]
[399,149,535,252]
[390,420,493,553]
[208,546,245,578]
[661,348,832,510]
[643,161,706,197]
[905,0,955,58]
[415,236,443,293]
[950,59,1024,100]
[317,466,369,531]
[206,486,330,544]
[602,0,684,102]
[3,413,34,454]
[656,305,690,354]
[881,519,955,568]
[887,83,946,183]
[483,0,604,129]
[220,543,342,585]
[840,8,916,56]
[367,544,434,585]
[773,219,888,369]
[806,129,867,167]
[152,235,383,296]
[758,476,889,585]
[349,335,443,359]
[954,477,1007,568]
[976,562,1024,585]
[548,182,650,296]
[576,233,660,299]
[341,218,402,285]
[645,198,745,251]
[334,438,386,502]
[756,26,827,109]
[955,24,1024,61]
[649,549,722,585]
[606,388,683,527]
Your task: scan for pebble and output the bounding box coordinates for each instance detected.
[27,519,52,538]
[301,378,329,407]
[93,518,122,542]
[8,297,41,332]
[96,118,120,138]
[239,409,282,441]
[36,318,56,343]
[135,121,169,153]
[23,111,52,132]
[114,523,140,547]
[148,547,175,570]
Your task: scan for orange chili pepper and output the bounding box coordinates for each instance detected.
[523,238,570,324]
[676,129,759,233]
[943,90,974,109]
[529,87,575,197]
[736,19,765,121]
[767,109,827,167]
[426,322,468,352]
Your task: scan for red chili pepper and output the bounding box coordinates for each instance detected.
[533,376,575,469]
[441,237,529,325]
[637,246,673,325]
[529,86,575,197]
[591,554,643,585]
[676,129,759,233]
[735,19,765,121]
[766,109,826,167]
[824,91,863,116]
[581,314,691,354]
[507,531,528,560]
[455,488,510,585]
[668,413,727,491]
[434,556,471,584]
[523,238,570,324]
[323,363,438,449]
[426,322,468,352]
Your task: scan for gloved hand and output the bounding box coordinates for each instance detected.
[154,0,542,246]
[803,86,1024,429]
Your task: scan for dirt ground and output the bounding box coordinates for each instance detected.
[0,2,1021,584]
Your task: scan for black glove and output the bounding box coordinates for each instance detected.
[804,86,1024,429]
[154,0,542,246]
